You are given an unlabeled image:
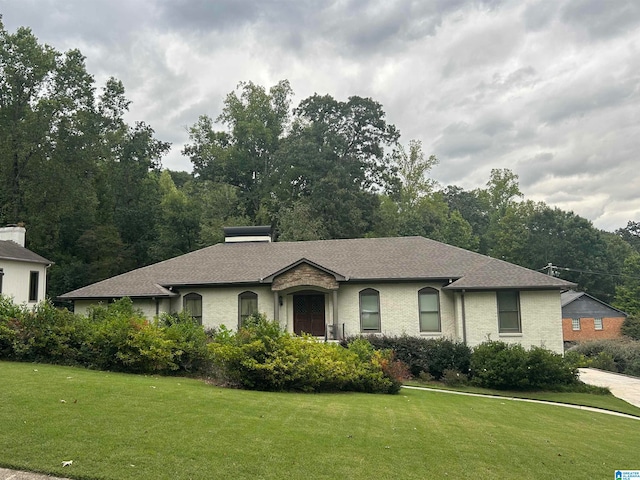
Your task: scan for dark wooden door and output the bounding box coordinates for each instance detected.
[293,294,326,336]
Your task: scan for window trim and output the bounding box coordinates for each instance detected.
[183,292,203,325]
[238,291,258,328]
[418,287,441,332]
[594,318,603,331]
[28,271,39,302]
[359,288,381,333]
[497,290,521,334]
[571,318,581,331]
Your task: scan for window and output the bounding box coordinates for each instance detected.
[497,290,520,333]
[0,268,3,294]
[419,287,440,332]
[359,289,381,332]
[238,291,258,327]
[594,318,603,330]
[183,293,203,324]
[571,318,581,331]
[29,271,39,302]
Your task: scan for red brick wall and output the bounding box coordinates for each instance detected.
[562,316,625,342]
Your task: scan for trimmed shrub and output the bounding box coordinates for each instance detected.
[343,335,471,380]
[470,341,577,390]
[470,341,529,389]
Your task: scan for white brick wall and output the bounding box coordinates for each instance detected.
[0,259,48,305]
[463,290,563,353]
[107,284,564,353]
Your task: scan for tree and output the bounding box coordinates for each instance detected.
[614,253,640,317]
[617,221,640,254]
[271,93,399,238]
[184,80,293,218]
[393,139,438,207]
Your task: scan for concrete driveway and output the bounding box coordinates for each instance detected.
[0,468,70,480]
[579,368,640,408]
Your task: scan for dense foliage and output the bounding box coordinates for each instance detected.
[1,20,639,308]
[209,314,405,393]
[342,335,471,380]
[470,341,578,390]
[568,339,640,377]
[0,297,210,374]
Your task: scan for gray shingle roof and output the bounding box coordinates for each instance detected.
[0,240,51,265]
[59,236,575,299]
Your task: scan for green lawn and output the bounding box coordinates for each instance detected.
[1,361,639,480]
[404,380,640,417]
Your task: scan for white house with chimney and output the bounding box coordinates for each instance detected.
[0,226,51,304]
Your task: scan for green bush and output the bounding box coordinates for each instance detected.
[209,317,402,393]
[569,338,640,377]
[470,341,577,390]
[343,335,471,380]
[621,316,640,341]
[160,312,211,373]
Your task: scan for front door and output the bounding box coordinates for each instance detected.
[293,294,326,336]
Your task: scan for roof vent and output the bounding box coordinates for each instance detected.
[0,225,26,247]
[223,226,273,243]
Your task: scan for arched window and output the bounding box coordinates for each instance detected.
[359,288,381,332]
[183,293,203,325]
[238,291,258,327]
[418,287,440,332]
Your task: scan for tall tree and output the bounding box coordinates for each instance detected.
[614,253,640,317]
[184,80,293,219]
[272,94,399,238]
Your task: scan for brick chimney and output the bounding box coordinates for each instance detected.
[0,225,26,247]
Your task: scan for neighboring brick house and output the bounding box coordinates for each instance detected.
[60,227,575,353]
[0,226,51,305]
[561,291,627,345]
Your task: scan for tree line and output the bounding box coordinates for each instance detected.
[1,20,639,315]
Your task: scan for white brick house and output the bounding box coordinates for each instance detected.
[60,227,574,353]
[0,226,51,305]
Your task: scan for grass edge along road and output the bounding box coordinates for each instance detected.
[1,361,639,480]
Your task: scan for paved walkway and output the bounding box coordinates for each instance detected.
[578,367,640,408]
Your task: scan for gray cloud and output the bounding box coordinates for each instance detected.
[1,0,639,231]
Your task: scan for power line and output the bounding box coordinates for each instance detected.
[540,263,640,280]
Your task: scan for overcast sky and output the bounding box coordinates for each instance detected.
[2,0,639,232]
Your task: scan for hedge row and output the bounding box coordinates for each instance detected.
[345,335,579,390]
[2,295,581,392]
[0,296,210,374]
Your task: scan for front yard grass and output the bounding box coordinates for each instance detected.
[1,361,638,480]
[404,380,640,417]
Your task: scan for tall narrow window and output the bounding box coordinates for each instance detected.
[359,289,381,332]
[238,291,258,327]
[571,318,581,331]
[419,287,440,332]
[0,268,3,294]
[183,293,203,325]
[29,271,39,302]
[594,318,603,330]
[497,290,520,333]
